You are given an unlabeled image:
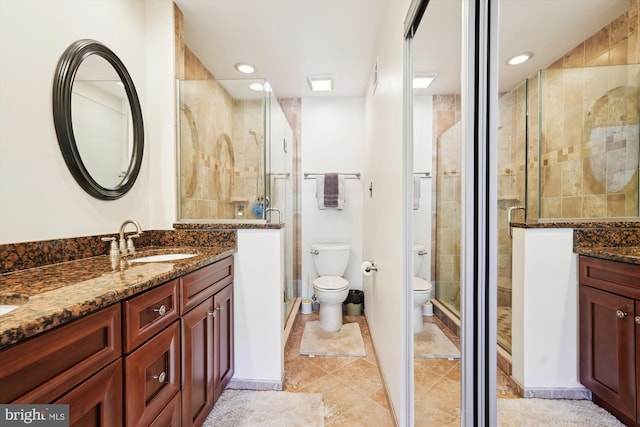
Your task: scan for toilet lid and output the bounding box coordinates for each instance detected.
[413,277,432,292]
[313,276,349,291]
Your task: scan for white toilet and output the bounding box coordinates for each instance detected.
[413,244,433,333]
[311,243,351,332]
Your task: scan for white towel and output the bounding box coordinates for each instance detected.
[316,175,345,210]
[413,176,421,210]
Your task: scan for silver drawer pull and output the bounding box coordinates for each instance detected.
[616,310,628,319]
[635,316,640,325]
[154,305,167,316]
[207,307,223,317]
[153,371,167,383]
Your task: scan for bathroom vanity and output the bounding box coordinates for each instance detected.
[0,246,234,427]
[579,253,640,427]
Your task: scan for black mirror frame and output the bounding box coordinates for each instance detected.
[52,39,144,200]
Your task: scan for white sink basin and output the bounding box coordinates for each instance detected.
[129,253,197,263]
[0,305,19,316]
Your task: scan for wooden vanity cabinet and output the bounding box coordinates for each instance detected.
[180,257,234,427]
[579,255,640,427]
[0,255,234,427]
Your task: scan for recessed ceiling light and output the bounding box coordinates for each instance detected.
[507,52,533,65]
[235,62,255,74]
[413,73,438,89]
[307,75,334,92]
[249,82,272,92]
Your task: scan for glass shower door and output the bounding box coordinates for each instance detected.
[267,94,295,326]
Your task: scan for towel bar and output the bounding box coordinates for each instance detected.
[304,173,361,179]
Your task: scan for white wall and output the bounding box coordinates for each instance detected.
[362,0,410,423]
[0,0,176,243]
[301,97,364,299]
[412,95,433,280]
[512,228,585,396]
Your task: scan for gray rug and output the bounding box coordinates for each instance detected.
[497,398,625,426]
[414,323,460,359]
[300,321,366,357]
[203,389,324,427]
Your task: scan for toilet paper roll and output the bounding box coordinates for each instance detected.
[361,261,374,276]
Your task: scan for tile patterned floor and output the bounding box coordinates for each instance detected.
[284,312,395,426]
[284,312,519,426]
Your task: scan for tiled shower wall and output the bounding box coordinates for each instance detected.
[529,0,640,219]
[175,6,264,220]
[432,95,461,315]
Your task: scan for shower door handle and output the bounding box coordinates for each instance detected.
[507,206,525,239]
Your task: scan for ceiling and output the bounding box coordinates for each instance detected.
[174,0,630,99]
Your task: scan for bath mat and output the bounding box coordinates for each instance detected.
[299,320,366,357]
[414,323,460,359]
[203,389,324,427]
[497,398,625,426]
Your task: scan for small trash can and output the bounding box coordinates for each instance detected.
[344,290,364,316]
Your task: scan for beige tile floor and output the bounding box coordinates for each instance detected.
[284,312,519,426]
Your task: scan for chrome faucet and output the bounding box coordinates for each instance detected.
[265,207,281,224]
[119,219,143,255]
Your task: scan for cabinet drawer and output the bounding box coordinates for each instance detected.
[54,358,123,427]
[125,321,180,427]
[124,279,179,353]
[181,256,233,314]
[149,391,181,427]
[579,255,640,299]
[0,304,121,403]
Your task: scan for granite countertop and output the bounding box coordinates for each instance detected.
[0,246,234,350]
[575,246,640,266]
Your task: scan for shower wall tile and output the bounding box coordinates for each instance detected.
[607,193,626,217]
[582,195,606,217]
[585,25,610,66]
[561,196,582,218]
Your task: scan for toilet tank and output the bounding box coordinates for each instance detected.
[413,244,425,276]
[311,243,351,276]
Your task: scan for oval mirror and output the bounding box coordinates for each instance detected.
[53,39,144,200]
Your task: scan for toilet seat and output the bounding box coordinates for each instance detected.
[313,276,349,292]
[413,277,432,292]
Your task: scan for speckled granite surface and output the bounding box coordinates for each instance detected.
[572,225,640,265]
[0,229,235,274]
[0,229,237,350]
[510,220,640,264]
[512,220,640,229]
[0,246,234,350]
[174,222,284,230]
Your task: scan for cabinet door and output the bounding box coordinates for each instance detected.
[125,321,180,427]
[580,285,635,422]
[54,359,123,427]
[214,284,234,401]
[181,297,215,427]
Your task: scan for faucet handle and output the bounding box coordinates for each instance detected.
[101,237,119,258]
[126,234,140,255]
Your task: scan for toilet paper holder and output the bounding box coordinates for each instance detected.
[361,261,378,275]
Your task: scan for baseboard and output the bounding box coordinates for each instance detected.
[284,297,301,348]
[508,377,591,400]
[227,378,283,391]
